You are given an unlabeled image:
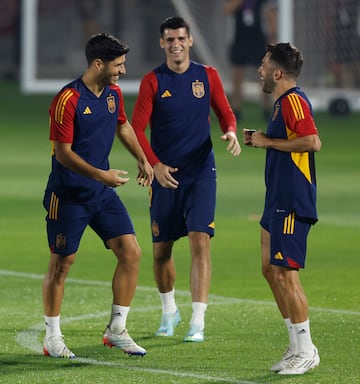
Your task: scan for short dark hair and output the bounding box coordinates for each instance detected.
[160,17,191,37]
[266,43,303,78]
[85,32,129,64]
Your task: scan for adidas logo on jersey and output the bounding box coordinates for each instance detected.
[161,90,172,98]
[83,106,92,114]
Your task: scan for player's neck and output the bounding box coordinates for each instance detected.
[166,57,190,74]
[82,73,105,97]
[273,80,297,100]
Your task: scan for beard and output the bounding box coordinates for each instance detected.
[99,65,119,86]
[262,76,275,94]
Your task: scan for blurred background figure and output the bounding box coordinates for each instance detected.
[224,0,277,121]
[326,0,360,89]
[76,0,102,42]
[0,0,19,80]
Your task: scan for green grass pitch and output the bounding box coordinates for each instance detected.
[0,81,359,383]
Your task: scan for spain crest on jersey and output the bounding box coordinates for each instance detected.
[107,94,116,113]
[192,80,205,98]
[272,101,280,121]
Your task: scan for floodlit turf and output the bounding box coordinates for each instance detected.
[0,81,359,383]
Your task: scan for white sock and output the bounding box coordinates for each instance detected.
[293,319,314,355]
[44,315,61,338]
[109,305,129,334]
[159,289,177,314]
[284,318,297,352]
[190,302,207,330]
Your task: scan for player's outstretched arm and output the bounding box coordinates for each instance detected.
[54,141,129,187]
[116,120,154,186]
[221,131,241,156]
[251,132,321,153]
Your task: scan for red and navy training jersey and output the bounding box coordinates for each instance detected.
[45,77,127,202]
[265,87,319,222]
[132,61,236,181]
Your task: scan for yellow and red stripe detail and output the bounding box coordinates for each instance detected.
[287,93,305,121]
[54,90,73,124]
[49,192,59,220]
[283,212,295,235]
[286,93,312,184]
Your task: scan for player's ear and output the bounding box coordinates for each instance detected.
[273,68,282,80]
[188,34,193,47]
[93,58,105,71]
[160,37,165,49]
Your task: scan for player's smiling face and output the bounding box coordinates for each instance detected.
[258,52,277,94]
[101,55,127,85]
[160,27,193,69]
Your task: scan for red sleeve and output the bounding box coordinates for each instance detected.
[132,71,160,166]
[205,66,237,134]
[49,88,79,143]
[110,84,127,124]
[282,93,318,137]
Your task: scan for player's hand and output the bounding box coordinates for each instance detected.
[242,128,257,146]
[137,160,154,187]
[251,131,268,148]
[101,169,130,187]
[154,162,179,189]
[221,131,241,156]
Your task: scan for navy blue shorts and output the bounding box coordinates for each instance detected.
[150,177,216,242]
[260,210,311,269]
[44,190,135,256]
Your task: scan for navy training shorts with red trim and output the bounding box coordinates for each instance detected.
[149,177,216,242]
[44,190,135,256]
[260,209,312,269]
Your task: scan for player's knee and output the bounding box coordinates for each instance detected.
[153,251,171,264]
[261,262,274,282]
[273,269,287,290]
[188,231,210,254]
[132,244,142,261]
[153,242,173,263]
[120,243,142,264]
[48,253,75,282]
[261,264,270,280]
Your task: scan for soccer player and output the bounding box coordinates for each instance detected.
[131,17,241,342]
[244,43,321,374]
[42,33,153,358]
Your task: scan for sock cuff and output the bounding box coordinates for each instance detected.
[191,302,208,311]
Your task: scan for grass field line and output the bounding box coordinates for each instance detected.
[5,268,359,383]
[1,269,359,317]
[16,316,256,384]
